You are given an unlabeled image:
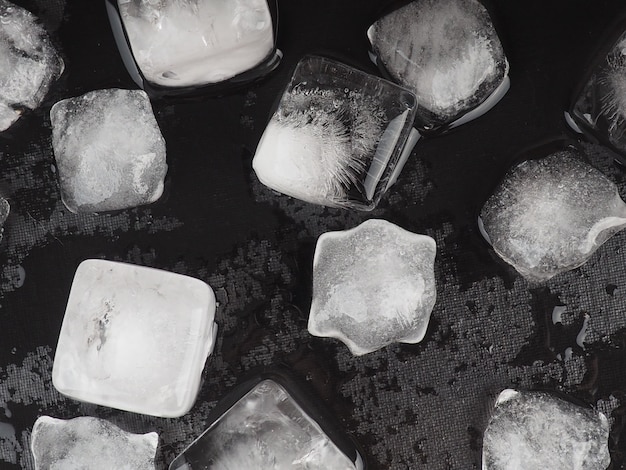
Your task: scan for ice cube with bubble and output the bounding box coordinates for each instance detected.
[308,219,437,356]
[0,0,64,131]
[50,89,167,213]
[482,389,610,470]
[106,0,281,95]
[368,0,509,133]
[52,259,218,418]
[479,147,626,282]
[253,55,419,211]
[31,415,158,470]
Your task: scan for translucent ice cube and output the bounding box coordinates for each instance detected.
[169,378,363,470]
[31,415,158,470]
[482,389,610,470]
[50,89,167,213]
[368,0,509,132]
[253,55,418,210]
[0,0,64,131]
[308,219,437,356]
[479,149,626,282]
[108,0,280,91]
[52,259,218,418]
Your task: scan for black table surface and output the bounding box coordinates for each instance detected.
[2,0,626,469]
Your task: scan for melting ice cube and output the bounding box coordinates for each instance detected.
[169,378,363,470]
[479,148,626,282]
[50,89,167,213]
[107,0,280,92]
[308,219,437,356]
[253,55,418,210]
[482,389,610,470]
[0,0,64,131]
[31,415,158,470]
[368,0,509,132]
[52,259,218,418]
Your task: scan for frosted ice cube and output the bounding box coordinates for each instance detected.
[368,0,509,132]
[109,0,279,90]
[308,219,437,356]
[169,378,363,470]
[31,415,158,470]
[482,389,610,470]
[50,89,167,213]
[52,259,218,418]
[0,0,64,131]
[253,55,418,211]
[479,149,626,282]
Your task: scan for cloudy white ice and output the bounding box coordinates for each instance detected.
[118,0,276,87]
[31,416,158,470]
[308,219,437,356]
[479,150,626,282]
[52,259,218,418]
[368,0,509,130]
[0,0,64,131]
[482,389,610,470]
[50,89,167,213]
[169,379,360,470]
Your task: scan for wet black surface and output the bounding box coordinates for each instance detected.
[2,0,626,469]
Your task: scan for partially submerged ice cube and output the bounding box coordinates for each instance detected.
[253,55,419,210]
[0,0,64,131]
[308,219,437,356]
[169,377,364,470]
[368,0,509,133]
[482,389,610,470]
[52,259,218,418]
[106,0,281,95]
[479,148,626,282]
[31,415,158,470]
[50,89,167,213]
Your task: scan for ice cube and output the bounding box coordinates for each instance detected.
[482,389,610,470]
[108,0,280,91]
[31,415,158,470]
[0,0,64,131]
[479,148,626,282]
[50,89,167,213]
[169,378,363,470]
[253,55,418,210]
[307,219,437,356]
[368,0,509,132]
[52,259,218,418]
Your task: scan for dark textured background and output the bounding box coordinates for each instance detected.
[2,0,626,468]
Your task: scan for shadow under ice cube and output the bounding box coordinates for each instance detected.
[308,219,437,356]
[52,259,218,418]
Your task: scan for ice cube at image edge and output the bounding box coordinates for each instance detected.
[479,148,626,282]
[308,219,437,356]
[0,0,64,132]
[109,0,280,90]
[31,415,158,470]
[253,55,419,210]
[52,259,218,418]
[367,0,509,132]
[169,379,364,470]
[50,89,167,213]
[482,389,610,470]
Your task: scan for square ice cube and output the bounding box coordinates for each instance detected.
[50,89,167,213]
[169,377,364,470]
[368,0,509,133]
[31,415,158,470]
[106,0,280,94]
[308,219,437,356]
[52,259,218,418]
[0,0,64,131]
[253,55,418,210]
